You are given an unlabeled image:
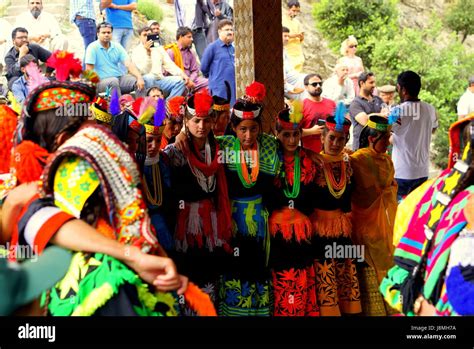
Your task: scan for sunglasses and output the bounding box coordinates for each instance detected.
[309,82,323,87]
[349,45,358,48]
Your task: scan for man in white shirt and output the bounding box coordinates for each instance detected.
[457,76,474,120]
[15,0,68,51]
[322,63,355,106]
[391,71,438,201]
[131,26,188,99]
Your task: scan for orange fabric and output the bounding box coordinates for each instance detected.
[96,218,117,240]
[0,105,18,173]
[34,212,75,254]
[269,207,312,243]
[350,147,397,283]
[184,282,217,316]
[310,209,351,238]
[164,43,184,71]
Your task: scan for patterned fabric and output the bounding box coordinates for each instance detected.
[217,134,280,176]
[33,87,92,112]
[180,280,218,316]
[53,156,100,218]
[380,168,474,315]
[358,264,397,316]
[44,252,178,316]
[218,276,272,316]
[314,257,361,316]
[272,266,319,316]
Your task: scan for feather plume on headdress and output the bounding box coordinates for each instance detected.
[326,102,351,134]
[109,88,121,116]
[137,97,157,125]
[388,106,401,125]
[132,97,144,118]
[46,50,82,81]
[187,89,213,117]
[277,100,303,130]
[7,91,21,115]
[25,61,48,92]
[289,100,303,124]
[153,98,166,127]
[166,96,186,121]
[245,81,266,104]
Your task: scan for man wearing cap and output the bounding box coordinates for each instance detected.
[147,20,165,46]
[457,76,474,120]
[378,84,396,108]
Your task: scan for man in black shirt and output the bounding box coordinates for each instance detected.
[5,27,53,89]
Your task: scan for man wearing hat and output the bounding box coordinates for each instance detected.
[378,84,396,109]
[457,76,474,120]
[0,246,72,315]
[147,20,165,46]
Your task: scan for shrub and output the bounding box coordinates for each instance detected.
[137,0,164,23]
[445,0,474,43]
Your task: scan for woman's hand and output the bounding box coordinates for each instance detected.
[174,131,189,155]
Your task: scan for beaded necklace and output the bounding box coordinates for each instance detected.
[142,163,163,206]
[234,138,259,188]
[283,151,301,199]
[322,157,347,199]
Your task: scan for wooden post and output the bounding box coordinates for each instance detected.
[234,0,284,133]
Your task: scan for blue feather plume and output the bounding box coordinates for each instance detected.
[154,98,166,127]
[109,88,121,116]
[388,106,401,125]
[334,101,347,132]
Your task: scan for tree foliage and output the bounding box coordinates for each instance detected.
[445,0,474,43]
[313,0,398,67]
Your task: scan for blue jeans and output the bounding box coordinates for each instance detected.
[396,177,428,202]
[143,74,185,99]
[74,18,97,50]
[113,28,134,51]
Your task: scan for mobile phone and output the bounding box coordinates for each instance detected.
[146,34,160,47]
[317,119,326,126]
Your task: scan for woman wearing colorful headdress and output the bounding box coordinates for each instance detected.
[216,82,279,316]
[380,114,474,316]
[160,96,185,151]
[3,51,215,316]
[162,89,232,314]
[268,100,319,316]
[311,102,362,316]
[350,114,397,316]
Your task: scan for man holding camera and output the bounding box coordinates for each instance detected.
[131,26,188,99]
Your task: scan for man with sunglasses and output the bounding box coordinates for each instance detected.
[300,73,336,153]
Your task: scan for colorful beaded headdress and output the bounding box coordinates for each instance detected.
[366,113,392,133]
[232,81,266,120]
[326,102,351,134]
[90,96,113,125]
[186,90,214,118]
[277,100,304,130]
[41,124,159,252]
[137,97,166,135]
[166,96,186,122]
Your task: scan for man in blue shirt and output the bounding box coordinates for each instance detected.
[11,54,38,104]
[102,0,136,50]
[85,22,145,96]
[200,19,235,105]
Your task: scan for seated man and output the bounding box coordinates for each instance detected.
[14,0,68,51]
[166,26,208,92]
[147,86,164,100]
[85,22,145,96]
[11,54,38,104]
[5,27,52,90]
[131,26,187,99]
[147,20,165,46]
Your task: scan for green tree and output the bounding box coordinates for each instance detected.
[445,0,474,43]
[137,0,164,23]
[370,17,474,168]
[312,0,398,68]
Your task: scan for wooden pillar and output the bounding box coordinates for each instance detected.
[234,0,284,133]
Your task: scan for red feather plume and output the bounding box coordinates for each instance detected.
[46,50,83,81]
[166,96,186,118]
[245,81,266,103]
[193,90,213,117]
